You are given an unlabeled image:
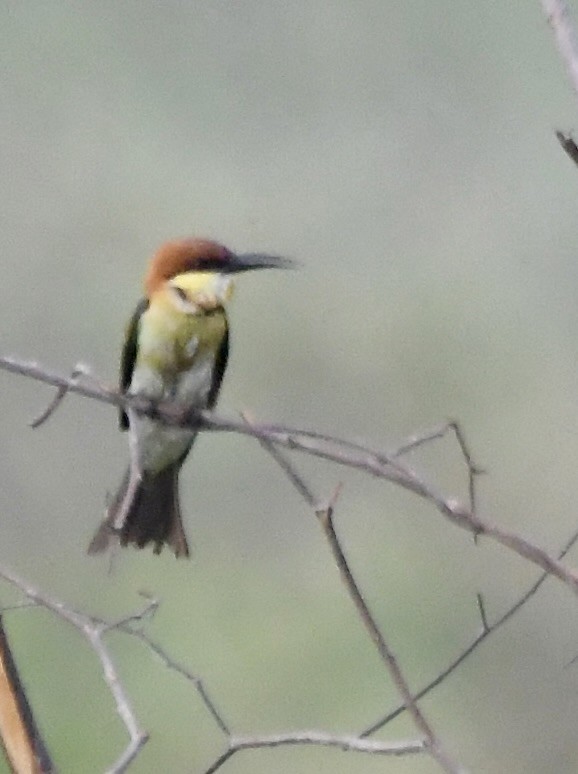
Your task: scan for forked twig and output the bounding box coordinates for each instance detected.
[391,419,483,522]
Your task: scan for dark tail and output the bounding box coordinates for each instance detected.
[88,462,190,558]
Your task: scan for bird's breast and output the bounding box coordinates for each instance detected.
[132,303,227,402]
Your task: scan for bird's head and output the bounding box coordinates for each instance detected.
[145,238,294,312]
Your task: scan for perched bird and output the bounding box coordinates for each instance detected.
[88,238,293,558]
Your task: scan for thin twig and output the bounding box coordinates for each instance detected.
[203,748,235,774]
[0,602,38,613]
[476,594,489,634]
[29,364,90,428]
[114,624,231,737]
[102,595,159,633]
[391,419,483,518]
[244,413,578,760]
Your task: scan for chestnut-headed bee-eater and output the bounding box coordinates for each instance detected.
[88,238,292,558]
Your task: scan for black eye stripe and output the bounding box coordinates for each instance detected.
[173,286,188,301]
[192,258,223,271]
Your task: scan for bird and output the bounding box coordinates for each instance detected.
[88,238,293,558]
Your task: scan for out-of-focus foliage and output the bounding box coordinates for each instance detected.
[1,1,578,771]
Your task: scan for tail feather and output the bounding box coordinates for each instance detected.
[88,463,190,558]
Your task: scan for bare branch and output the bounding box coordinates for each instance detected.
[116,588,432,772]
[2,355,578,602]
[2,354,578,767]
[104,735,148,774]
[542,0,578,102]
[229,731,425,754]
[203,748,235,774]
[122,621,428,774]
[202,733,426,774]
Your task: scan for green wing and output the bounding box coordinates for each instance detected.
[119,298,149,430]
[207,317,229,409]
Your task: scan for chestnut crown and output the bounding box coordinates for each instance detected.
[145,238,294,296]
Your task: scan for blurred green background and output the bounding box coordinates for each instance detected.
[1,1,578,771]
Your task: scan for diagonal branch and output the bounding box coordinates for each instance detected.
[243,412,463,774]
[317,507,462,773]
[2,356,578,601]
[114,622,231,737]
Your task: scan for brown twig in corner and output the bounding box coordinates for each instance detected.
[0,616,54,773]
[243,412,463,774]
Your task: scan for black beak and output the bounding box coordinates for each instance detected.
[227,252,297,273]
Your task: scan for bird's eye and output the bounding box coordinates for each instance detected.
[174,286,188,301]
